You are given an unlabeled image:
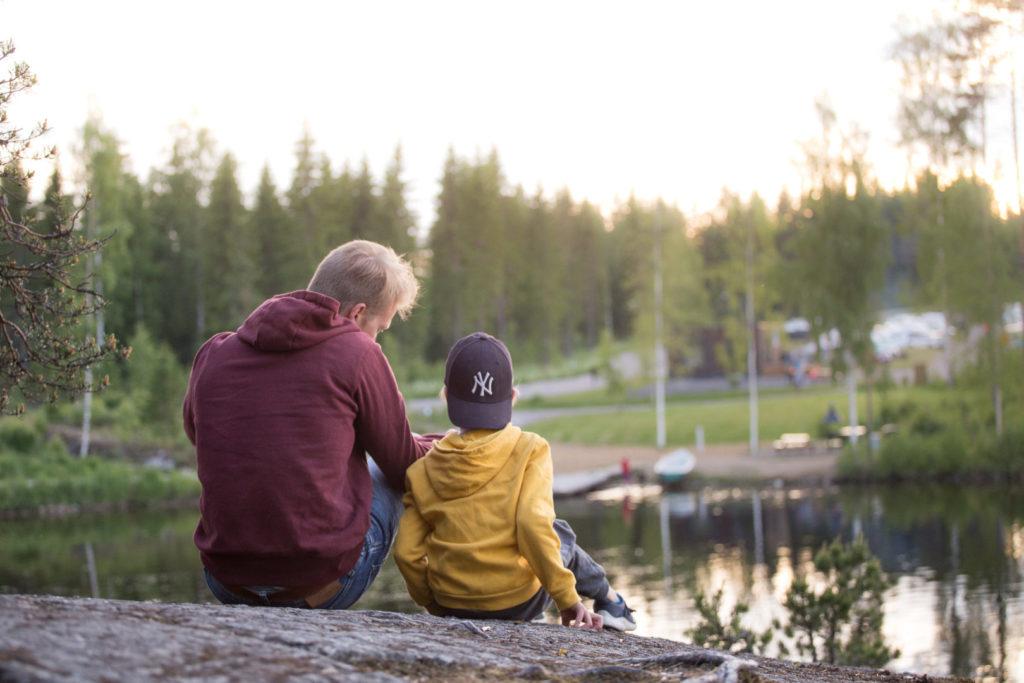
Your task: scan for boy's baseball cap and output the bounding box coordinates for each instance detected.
[444,332,514,430]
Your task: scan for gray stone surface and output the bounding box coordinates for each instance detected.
[0,595,960,682]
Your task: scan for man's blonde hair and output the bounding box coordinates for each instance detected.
[308,240,419,319]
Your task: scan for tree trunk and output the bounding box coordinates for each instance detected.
[1010,68,1024,369]
[79,207,98,458]
[845,350,859,446]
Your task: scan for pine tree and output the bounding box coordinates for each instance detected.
[569,200,610,347]
[375,146,422,369]
[38,165,72,235]
[147,127,213,359]
[311,154,350,254]
[608,196,648,340]
[462,150,506,334]
[377,146,417,253]
[204,152,255,332]
[286,127,320,272]
[509,190,558,361]
[349,157,376,241]
[425,149,466,359]
[112,172,150,337]
[501,185,531,347]
[252,164,301,298]
[547,190,576,356]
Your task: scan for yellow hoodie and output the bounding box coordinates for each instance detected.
[394,424,581,612]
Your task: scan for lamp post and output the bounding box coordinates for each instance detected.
[745,212,759,456]
[654,206,666,450]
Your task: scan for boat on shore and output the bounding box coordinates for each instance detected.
[653,448,696,487]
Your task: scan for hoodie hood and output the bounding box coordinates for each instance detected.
[237,290,358,352]
[425,425,523,500]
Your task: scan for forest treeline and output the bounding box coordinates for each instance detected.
[2,114,1020,394]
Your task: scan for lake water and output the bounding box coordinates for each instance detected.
[1,484,1021,681]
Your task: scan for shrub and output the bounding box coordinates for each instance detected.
[878,431,969,479]
[685,538,899,668]
[0,417,41,453]
[974,425,1024,479]
[877,398,916,425]
[909,412,943,436]
[686,586,774,655]
[779,538,898,667]
[0,447,199,512]
[122,326,188,436]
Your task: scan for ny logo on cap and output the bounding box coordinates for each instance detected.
[472,371,494,397]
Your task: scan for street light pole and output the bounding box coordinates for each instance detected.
[745,212,759,456]
[654,206,666,450]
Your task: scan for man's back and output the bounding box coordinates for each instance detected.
[186,290,427,589]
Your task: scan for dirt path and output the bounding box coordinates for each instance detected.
[550,441,839,483]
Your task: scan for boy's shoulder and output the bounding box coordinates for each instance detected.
[519,428,548,446]
[517,429,553,461]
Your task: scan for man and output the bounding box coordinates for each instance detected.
[184,240,434,609]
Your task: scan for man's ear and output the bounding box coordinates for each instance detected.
[344,303,368,320]
[511,387,519,407]
[439,386,447,401]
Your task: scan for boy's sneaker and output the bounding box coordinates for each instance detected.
[594,593,636,632]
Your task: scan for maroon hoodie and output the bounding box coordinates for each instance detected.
[184,290,432,588]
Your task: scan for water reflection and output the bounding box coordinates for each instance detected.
[0,485,1021,680]
[554,485,1024,681]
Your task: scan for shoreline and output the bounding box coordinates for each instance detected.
[0,496,198,522]
[5,438,1019,521]
[549,441,840,485]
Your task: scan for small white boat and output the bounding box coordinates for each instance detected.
[653,448,696,487]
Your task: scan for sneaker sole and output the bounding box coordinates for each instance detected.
[597,610,637,632]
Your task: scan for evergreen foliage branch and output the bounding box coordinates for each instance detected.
[0,41,125,415]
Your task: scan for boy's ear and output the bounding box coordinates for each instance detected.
[439,385,447,401]
[511,387,519,407]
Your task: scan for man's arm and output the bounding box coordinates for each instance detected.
[353,343,434,490]
[183,386,197,446]
[515,439,581,612]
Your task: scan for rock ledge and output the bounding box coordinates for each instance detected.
[0,595,957,682]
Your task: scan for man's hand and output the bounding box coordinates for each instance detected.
[560,602,603,630]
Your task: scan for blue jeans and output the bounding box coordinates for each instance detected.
[204,457,404,609]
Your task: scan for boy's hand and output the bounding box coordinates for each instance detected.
[560,602,603,630]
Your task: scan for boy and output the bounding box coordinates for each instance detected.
[394,332,636,631]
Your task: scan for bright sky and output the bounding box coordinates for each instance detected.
[4,0,1021,235]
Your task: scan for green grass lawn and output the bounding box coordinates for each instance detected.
[528,385,947,447]
[398,342,627,399]
[517,382,820,410]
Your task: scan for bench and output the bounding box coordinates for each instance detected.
[773,432,812,452]
[838,425,867,440]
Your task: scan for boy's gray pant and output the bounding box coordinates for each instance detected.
[436,519,612,621]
